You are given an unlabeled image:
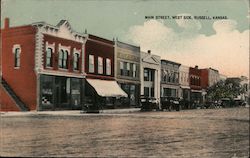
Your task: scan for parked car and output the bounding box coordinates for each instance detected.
[140,96,159,111]
[161,97,181,111]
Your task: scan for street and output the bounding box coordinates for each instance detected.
[0,107,249,157]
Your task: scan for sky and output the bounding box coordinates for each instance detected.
[1,0,249,77]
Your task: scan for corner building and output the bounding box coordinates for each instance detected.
[1,18,86,111]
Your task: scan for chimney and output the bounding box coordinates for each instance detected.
[4,18,10,29]
[147,50,151,54]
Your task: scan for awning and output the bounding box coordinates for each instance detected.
[86,79,128,97]
[180,85,190,89]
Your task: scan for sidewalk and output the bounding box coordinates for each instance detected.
[0,108,141,116]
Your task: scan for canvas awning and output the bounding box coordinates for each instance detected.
[86,79,128,97]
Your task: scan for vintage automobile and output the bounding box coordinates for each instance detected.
[140,96,159,111]
[161,97,181,111]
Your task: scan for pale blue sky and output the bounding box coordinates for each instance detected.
[1,0,249,76]
[1,0,249,40]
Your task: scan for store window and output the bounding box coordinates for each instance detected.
[41,75,54,106]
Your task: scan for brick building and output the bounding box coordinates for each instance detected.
[189,66,202,107]
[84,35,127,110]
[1,18,86,111]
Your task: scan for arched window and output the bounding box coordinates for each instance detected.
[14,47,21,68]
[73,52,80,71]
[58,49,68,69]
[46,48,53,67]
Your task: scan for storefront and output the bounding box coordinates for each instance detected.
[85,78,128,110]
[40,75,84,110]
[118,83,140,107]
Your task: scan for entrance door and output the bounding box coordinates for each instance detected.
[54,77,71,109]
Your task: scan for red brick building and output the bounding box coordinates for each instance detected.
[84,35,127,110]
[0,18,86,111]
[189,66,202,106]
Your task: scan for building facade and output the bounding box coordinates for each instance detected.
[1,18,87,111]
[141,51,161,108]
[189,66,202,107]
[160,59,181,99]
[179,65,190,106]
[115,40,141,107]
[84,35,127,109]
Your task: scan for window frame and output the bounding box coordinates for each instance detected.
[13,44,21,69]
[98,56,103,74]
[106,58,111,75]
[89,54,95,73]
[73,51,80,71]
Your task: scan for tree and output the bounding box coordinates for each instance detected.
[207,78,244,101]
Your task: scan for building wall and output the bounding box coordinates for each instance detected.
[189,67,202,90]
[208,68,220,87]
[200,69,209,89]
[115,41,140,83]
[0,84,20,111]
[140,51,161,105]
[160,60,180,97]
[85,35,114,80]
[43,34,83,73]
[179,65,189,87]
[1,24,37,110]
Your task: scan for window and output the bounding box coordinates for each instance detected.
[89,55,94,73]
[144,69,149,81]
[144,87,149,97]
[150,87,154,97]
[120,61,124,76]
[132,64,136,77]
[73,53,80,71]
[14,47,21,68]
[46,48,53,67]
[98,57,103,74]
[58,49,68,69]
[106,58,111,75]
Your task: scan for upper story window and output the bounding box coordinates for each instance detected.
[120,61,124,76]
[14,47,21,68]
[73,52,80,71]
[106,58,111,75]
[144,68,154,81]
[89,54,94,73]
[132,64,136,77]
[58,49,68,69]
[45,42,55,68]
[46,48,53,67]
[98,57,103,74]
